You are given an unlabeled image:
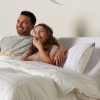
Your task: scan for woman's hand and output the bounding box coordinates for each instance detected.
[33,37,43,49]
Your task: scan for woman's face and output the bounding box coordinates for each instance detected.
[33,26,47,44]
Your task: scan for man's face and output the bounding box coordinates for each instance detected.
[16,15,34,36]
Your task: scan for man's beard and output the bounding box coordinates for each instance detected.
[17,29,30,36]
[17,31,27,35]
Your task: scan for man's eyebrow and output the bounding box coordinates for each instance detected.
[17,19,28,22]
[23,21,27,22]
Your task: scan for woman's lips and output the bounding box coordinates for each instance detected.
[35,36,41,40]
[35,37,38,40]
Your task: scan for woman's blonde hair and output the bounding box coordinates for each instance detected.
[29,23,59,55]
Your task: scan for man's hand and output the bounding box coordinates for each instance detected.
[53,45,68,67]
[53,49,65,67]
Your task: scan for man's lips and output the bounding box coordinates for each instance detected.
[17,27,24,31]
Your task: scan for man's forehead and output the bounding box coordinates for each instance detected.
[18,15,31,21]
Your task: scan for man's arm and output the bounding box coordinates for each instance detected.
[53,45,68,67]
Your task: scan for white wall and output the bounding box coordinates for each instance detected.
[0,0,100,37]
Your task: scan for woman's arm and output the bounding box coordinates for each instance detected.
[21,56,41,62]
[21,48,54,64]
[38,47,54,64]
[53,45,68,67]
[38,45,59,64]
[32,38,53,64]
[33,37,59,64]
[21,50,41,62]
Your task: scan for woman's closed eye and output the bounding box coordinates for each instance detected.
[39,30,44,33]
[34,30,44,34]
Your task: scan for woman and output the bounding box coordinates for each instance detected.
[21,23,59,65]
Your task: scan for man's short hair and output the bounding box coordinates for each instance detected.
[21,11,36,25]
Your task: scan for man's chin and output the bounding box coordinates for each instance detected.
[17,32,25,35]
[17,32,30,37]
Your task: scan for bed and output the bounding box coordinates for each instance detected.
[0,35,100,100]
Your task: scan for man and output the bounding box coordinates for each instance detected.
[0,11,67,66]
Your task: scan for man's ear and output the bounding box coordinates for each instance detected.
[31,25,35,30]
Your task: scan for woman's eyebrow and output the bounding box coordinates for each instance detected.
[39,29,44,31]
[34,29,44,32]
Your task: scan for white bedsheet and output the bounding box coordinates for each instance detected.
[0,60,100,100]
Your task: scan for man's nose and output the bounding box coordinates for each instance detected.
[18,22,22,26]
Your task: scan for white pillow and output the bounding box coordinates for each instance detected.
[63,42,95,73]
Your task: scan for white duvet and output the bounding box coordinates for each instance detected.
[0,60,100,100]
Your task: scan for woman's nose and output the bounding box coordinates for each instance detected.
[37,32,40,35]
